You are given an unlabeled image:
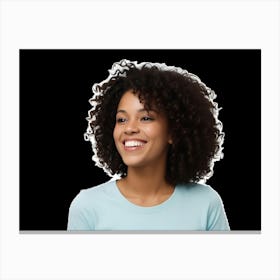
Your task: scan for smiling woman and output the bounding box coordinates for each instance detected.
[67,59,230,231]
[114,91,171,171]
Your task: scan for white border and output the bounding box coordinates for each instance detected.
[0,1,279,279]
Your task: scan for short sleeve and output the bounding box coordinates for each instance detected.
[67,191,95,231]
[206,191,230,231]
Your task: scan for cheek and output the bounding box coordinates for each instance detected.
[113,125,120,143]
[145,125,168,140]
[143,125,160,137]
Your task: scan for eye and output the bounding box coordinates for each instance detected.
[141,116,154,122]
[116,117,127,123]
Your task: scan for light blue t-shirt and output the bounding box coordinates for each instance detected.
[67,180,230,231]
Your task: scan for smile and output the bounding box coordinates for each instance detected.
[123,140,147,151]
[124,140,146,147]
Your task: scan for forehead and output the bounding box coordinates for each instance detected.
[117,90,160,113]
[116,91,169,123]
[117,91,143,109]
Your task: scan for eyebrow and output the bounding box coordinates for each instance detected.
[116,109,157,114]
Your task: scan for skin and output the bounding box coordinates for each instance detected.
[113,90,174,207]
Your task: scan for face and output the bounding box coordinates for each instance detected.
[113,90,172,170]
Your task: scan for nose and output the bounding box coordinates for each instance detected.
[124,119,140,134]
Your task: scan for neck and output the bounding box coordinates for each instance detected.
[121,165,172,196]
[116,164,175,207]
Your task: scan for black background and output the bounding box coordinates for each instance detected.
[20,50,261,231]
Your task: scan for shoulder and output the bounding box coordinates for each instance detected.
[176,183,230,230]
[176,182,223,205]
[70,180,116,208]
[67,180,116,230]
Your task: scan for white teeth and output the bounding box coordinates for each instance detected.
[124,140,145,147]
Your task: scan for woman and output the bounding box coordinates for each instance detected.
[67,59,230,231]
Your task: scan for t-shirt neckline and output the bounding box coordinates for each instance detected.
[113,180,178,212]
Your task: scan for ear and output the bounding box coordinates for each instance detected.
[167,129,173,144]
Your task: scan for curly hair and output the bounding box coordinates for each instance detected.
[85,59,224,185]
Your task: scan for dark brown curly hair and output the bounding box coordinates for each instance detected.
[85,59,224,185]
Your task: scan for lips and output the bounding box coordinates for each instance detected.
[122,139,147,150]
[124,140,146,147]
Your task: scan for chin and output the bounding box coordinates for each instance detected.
[122,159,146,168]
